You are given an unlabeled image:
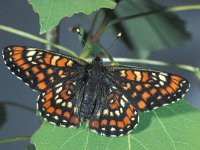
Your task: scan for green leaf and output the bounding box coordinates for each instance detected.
[0,104,6,128]
[109,0,191,58]
[27,0,116,34]
[31,100,200,150]
[26,144,36,150]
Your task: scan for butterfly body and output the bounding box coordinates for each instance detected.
[78,57,107,120]
[2,46,190,137]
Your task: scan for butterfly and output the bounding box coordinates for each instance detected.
[2,46,190,137]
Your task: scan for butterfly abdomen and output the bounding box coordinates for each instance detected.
[79,62,105,120]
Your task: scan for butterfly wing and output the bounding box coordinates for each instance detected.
[2,46,88,91]
[89,84,139,137]
[37,80,84,127]
[106,66,190,111]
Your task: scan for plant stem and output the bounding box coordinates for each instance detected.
[108,4,200,27]
[88,12,99,39]
[43,25,60,53]
[92,12,110,43]
[0,25,77,57]
[0,101,35,112]
[86,57,199,73]
[91,10,117,65]
[0,136,30,144]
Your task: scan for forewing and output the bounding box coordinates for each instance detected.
[106,66,190,111]
[37,80,81,127]
[2,46,88,91]
[89,87,138,137]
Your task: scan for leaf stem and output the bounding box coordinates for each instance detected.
[88,12,99,39]
[86,57,199,78]
[0,136,30,144]
[43,25,60,53]
[91,11,117,65]
[0,25,77,57]
[108,4,200,26]
[0,101,35,112]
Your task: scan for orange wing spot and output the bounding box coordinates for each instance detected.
[13,46,24,51]
[70,117,79,124]
[66,60,73,67]
[44,91,53,101]
[144,84,151,88]
[126,70,135,81]
[110,120,116,126]
[123,116,131,126]
[142,92,151,101]
[130,104,134,111]
[44,53,52,64]
[166,86,174,94]
[40,64,46,69]
[43,101,51,109]
[64,111,70,119]
[37,82,47,90]
[137,101,146,109]
[136,85,142,91]
[101,119,108,126]
[61,90,70,99]
[32,66,39,74]
[150,88,157,95]
[117,121,125,128]
[126,108,134,118]
[172,79,179,85]
[55,109,62,115]
[142,72,149,82]
[132,92,137,98]
[51,56,60,65]
[47,107,55,114]
[36,73,45,82]
[13,54,22,61]
[57,58,68,67]
[21,64,30,70]
[160,88,168,95]
[15,59,25,66]
[170,81,179,91]
[58,70,64,76]
[120,70,126,77]
[171,75,182,82]
[90,120,99,128]
[47,68,54,74]
[109,100,119,110]
[25,71,30,76]
[123,83,131,90]
[50,76,54,82]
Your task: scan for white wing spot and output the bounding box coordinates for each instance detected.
[56,87,62,93]
[27,51,36,57]
[56,99,62,104]
[111,127,116,131]
[115,110,120,116]
[159,74,167,82]
[103,109,109,115]
[55,83,62,87]
[54,116,59,120]
[67,102,72,108]
[120,99,125,107]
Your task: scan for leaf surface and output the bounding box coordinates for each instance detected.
[27,0,116,34]
[109,0,191,58]
[31,100,200,150]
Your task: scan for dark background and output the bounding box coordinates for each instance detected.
[0,0,200,149]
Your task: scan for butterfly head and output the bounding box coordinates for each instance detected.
[92,55,103,64]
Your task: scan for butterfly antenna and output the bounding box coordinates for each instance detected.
[107,32,122,51]
[71,27,93,55]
